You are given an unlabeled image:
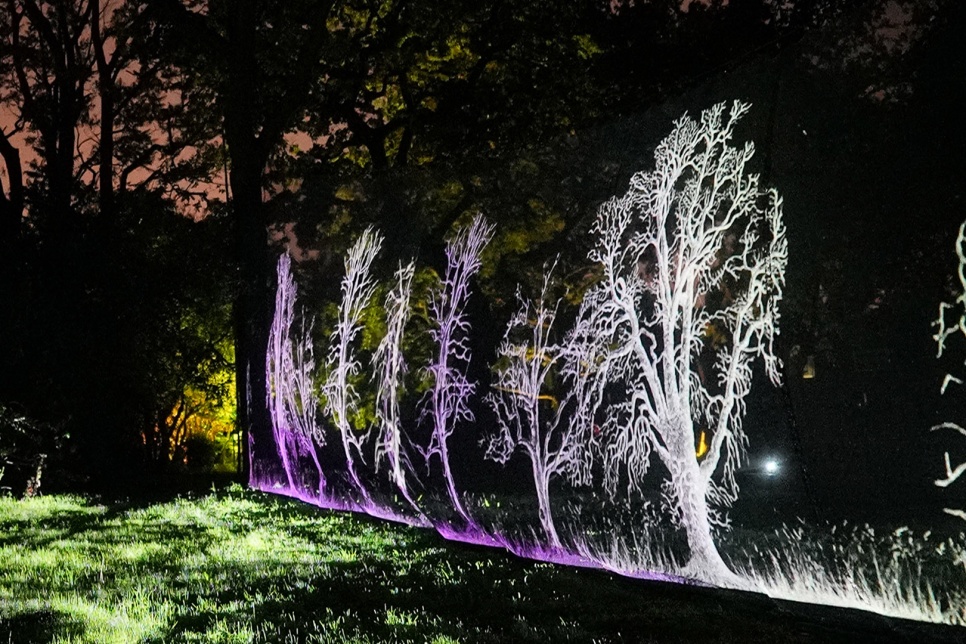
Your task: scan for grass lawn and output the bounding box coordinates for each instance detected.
[0,487,962,643]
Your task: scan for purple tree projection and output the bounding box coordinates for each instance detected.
[372,261,426,517]
[572,101,787,582]
[321,227,383,505]
[484,265,594,548]
[266,253,325,496]
[932,221,966,522]
[420,215,495,525]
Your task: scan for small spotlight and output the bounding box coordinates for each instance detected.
[764,459,780,476]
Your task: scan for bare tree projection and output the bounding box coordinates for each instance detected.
[322,227,383,504]
[575,101,787,582]
[420,214,495,524]
[932,221,966,522]
[267,253,325,496]
[372,261,425,516]
[484,264,593,548]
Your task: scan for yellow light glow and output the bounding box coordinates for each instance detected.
[696,430,708,458]
[491,384,559,409]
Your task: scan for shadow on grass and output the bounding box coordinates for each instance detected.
[0,505,112,550]
[0,608,83,643]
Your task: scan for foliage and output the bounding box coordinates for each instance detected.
[0,403,65,496]
[0,1,223,222]
[0,0,93,220]
[260,0,606,311]
[147,293,237,472]
[0,1,236,488]
[156,375,236,471]
[1,0,913,495]
[0,189,235,488]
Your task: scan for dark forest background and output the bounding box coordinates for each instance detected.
[0,0,964,525]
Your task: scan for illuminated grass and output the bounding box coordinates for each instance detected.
[1,488,963,643]
[732,523,966,626]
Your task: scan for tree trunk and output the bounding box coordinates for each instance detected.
[675,460,739,585]
[532,460,561,548]
[91,0,115,220]
[395,461,423,517]
[658,412,740,585]
[439,440,471,524]
[52,84,79,224]
[0,133,24,243]
[299,434,325,498]
[223,0,274,487]
[275,429,298,492]
[340,429,373,506]
[387,435,426,519]
[229,155,273,486]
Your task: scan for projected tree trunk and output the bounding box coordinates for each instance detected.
[267,253,325,496]
[485,265,594,548]
[574,101,787,582]
[421,215,495,524]
[322,228,383,505]
[932,221,966,522]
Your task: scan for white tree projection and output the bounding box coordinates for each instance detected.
[322,227,383,505]
[484,264,594,548]
[420,214,495,524]
[372,261,425,515]
[266,253,325,496]
[573,100,787,582]
[254,113,966,626]
[932,221,966,522]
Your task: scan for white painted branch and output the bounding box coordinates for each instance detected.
[932,220,966,520]
[419,214,494,522]
[373,261,417,502]
[484,262,591,546]
[323,227,383,501]
[266,253,324,494]
[935,452,966,488]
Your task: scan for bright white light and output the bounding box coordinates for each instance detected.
[764,459,780,476]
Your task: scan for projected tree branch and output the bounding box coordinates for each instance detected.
[322,227,383,505]
[420,215,495,524]
[574,101,787,581]
[932,221,966,522]
[267,253,325,496]
[372,261,424,515]
[484,264,593,548]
